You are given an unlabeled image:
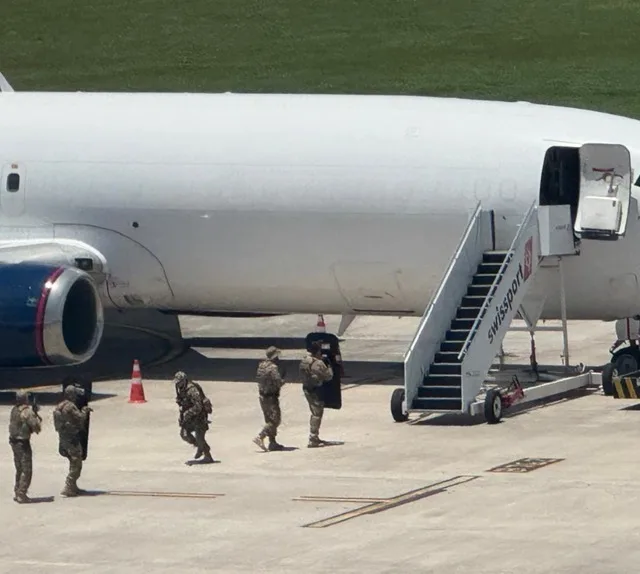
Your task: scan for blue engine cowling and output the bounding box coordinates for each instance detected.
[0,262,104,367]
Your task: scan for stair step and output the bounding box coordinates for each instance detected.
[467,284,491,297]
[461,295,487,308]
[412,397,463,411]
[417,385,462,398]
[445,329,471,342]
[483,251,509,264]
[450,318,475,331]
[429,362,461,375]
[456,306,482,320]
[472,273,499,286]
[433,351,462,364]
[439,340,464,353]
[423,374,462,386]
[477,262,503,274]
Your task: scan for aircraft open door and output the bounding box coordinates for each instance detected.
[305,332,342,410]
[574,143,633,240]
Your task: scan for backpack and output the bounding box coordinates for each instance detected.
[193,382,213,415]
[53,404,75,434]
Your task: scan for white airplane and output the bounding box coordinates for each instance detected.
[1,72,639,407]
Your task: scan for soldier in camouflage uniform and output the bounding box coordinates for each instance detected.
[8,390,42,503]
[253,346,286,452]
[174,371,214,463]
[53,385,91,497]
[299,341,334,448]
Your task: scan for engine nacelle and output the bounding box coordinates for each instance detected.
[0,263,104,367]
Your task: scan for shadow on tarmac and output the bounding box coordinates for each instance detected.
[409,387,598,427]
[146,344,403,385]
[0,311,404,390]
[0,390,117,406]
[254,446,300,453]
[618,402,640,411]
[0,309,181,391]
[18,496,55,504]
[187,336,312,350]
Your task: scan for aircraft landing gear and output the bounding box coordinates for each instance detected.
[602,345,640,396]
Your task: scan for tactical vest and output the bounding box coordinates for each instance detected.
[53,401,81,436]
[8,405,30,440]
[178,382,212,415]
[257,360,282,395]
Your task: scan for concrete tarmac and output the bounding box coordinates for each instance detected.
[1,316,634,574]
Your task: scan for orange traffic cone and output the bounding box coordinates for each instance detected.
[128,359,147,403]
[316,314,326,333]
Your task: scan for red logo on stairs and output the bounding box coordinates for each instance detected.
[523,237,533,281]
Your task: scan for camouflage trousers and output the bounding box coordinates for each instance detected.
[258,394,281,441]
[59,439,83,491]
[303,387,324,441]
[180,419,211,457]
[10,439,32,497]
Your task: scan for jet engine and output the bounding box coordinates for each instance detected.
[0,262,104,367]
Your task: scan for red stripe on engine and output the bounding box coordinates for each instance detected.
[35,267,66,365]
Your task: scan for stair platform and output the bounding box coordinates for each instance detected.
[467,370,599,418]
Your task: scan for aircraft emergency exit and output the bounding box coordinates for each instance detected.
[1,72,640,390]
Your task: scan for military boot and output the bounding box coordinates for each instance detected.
[268,440,284,451]
[194,447,203,459]
[60,486,78,497]
[201,449,214,463]
[253,436,267,452]
[308,437,327,448]
[61,480,79,497]
[14,492,32,504]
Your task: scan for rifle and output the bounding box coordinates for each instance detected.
[176,388,187,426]
[31,395,42,422]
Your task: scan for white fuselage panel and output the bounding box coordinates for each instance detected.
[1,92,640,319]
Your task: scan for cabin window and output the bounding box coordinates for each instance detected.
[635,174,640,187]
[6,173,20,192]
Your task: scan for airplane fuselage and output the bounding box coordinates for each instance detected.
[2,92,640,321]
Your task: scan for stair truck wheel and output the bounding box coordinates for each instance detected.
[391,388,409,422]
[601,363,616,396]
[484,388,503,424]
[603,347,640,397]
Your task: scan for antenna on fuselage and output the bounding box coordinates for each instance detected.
[0,73,15,92]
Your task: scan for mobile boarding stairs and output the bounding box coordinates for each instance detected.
[392,143,635,424]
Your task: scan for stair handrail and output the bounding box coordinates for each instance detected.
[456,200,538,361]
[404,201,485,406]
[406,201,482,358]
